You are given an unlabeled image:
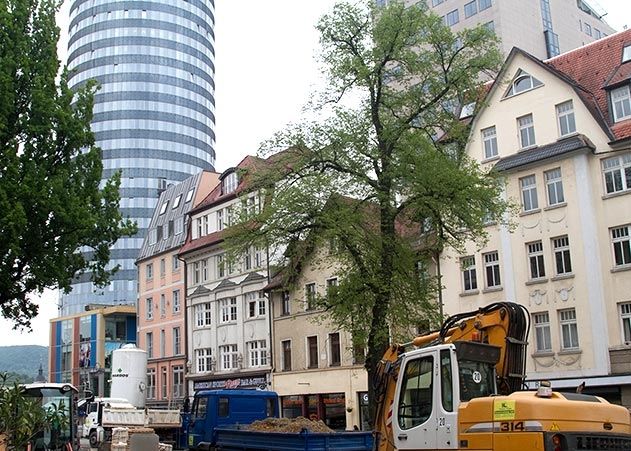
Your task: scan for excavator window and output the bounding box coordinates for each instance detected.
[440,350,453,412]
[397,355,433,430]
[458,359,495,402]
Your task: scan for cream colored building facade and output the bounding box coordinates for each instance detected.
[180,160,272,395]
[267,245,369,431]
[405,0,615,59]
[438,35,631,405]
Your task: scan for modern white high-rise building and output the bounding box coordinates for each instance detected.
[61,0,216,314]
[399,0,615,59]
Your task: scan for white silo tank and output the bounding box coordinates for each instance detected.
[110,344,148,408]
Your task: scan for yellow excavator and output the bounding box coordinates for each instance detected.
[373,302,631,450]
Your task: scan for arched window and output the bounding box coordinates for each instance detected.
[504,70,543,98]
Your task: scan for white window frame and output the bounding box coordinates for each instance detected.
[602,153,631,194]
[196,217,203,238]
[517,114,536,149]
[545,168,565,206]
[192,261,200,284]
[201,258,208,282]
[247,292,266,318]
[172,194,182,210]
[481,126,498,160]
[247,340,268,368]
[464,0,477,18]
[146,263,153,280]
[220,297,238,323]
[559,309,579,350]
[172,255,180,271]
[217,209,224,231]
[461,256,477,292]
[160,329,165,358]
[556,101,576,137]
[195,348,212,373]
[185,188,194,203]
[146,368,156,399]
[527,241,546,279]
[172,289,180,313]
[552,236,572,275]
[146,332,153,358]
[174,217,184,235]
[220,344,239,370]
[520,175,539,212]
[611,85,631,122]
[445,9,459,26]
[146,297,153,320]
[173,327,181,356]
[172,365,184,398]
[159,293,166,317]
[620,302,631,343]
[533,312,552,353]
[194,302,211,328]
[611,225,631,267]
[483,251,501,288]
[216,253,225,278]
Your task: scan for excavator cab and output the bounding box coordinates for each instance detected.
[392,341,501,450]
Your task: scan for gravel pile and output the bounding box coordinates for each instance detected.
[247,417,334,433]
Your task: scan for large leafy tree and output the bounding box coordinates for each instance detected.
[0,0,136,327]
[227,0,509,414]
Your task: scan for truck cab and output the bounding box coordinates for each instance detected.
[187,389,278,450]
[392,342,500,450]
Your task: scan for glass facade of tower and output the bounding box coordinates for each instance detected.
[61,0,216,315]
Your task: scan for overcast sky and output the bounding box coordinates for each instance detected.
[2,0,629,347]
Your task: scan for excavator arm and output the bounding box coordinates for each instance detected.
[372,302,529,451]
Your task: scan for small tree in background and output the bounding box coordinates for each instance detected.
[0,0,136,327]
[226,0,510,422]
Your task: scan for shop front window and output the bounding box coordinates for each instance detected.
[281,395,303,418]
[322,393,346,430]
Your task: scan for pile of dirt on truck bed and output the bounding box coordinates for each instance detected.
[246,417,334,433]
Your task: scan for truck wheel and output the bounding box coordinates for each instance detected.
[89,431,99,448]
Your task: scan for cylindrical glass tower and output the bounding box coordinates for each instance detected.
[61,0,216,315]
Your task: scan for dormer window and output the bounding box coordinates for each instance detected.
[172,194,182,209]
[622,44,631,63]
[184,188,194,203]
[611,85,631,123]
[159,200,168,215]
[504,70,543,98]
[222,172,238,195]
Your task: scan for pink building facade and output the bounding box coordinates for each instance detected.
[136,171,218,407]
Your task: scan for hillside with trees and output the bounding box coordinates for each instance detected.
[0,346,48,381]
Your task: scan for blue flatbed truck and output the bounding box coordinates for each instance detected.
[186,389,373,451]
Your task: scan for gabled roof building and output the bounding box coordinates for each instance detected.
[437,29,631,406]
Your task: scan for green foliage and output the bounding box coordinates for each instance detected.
[0,373,68,450]
[226,0,508,382]
[0,0,136,327]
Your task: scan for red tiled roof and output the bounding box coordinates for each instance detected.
[545,29,631,142]
[178,229,224,256]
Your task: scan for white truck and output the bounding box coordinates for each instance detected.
[81,345,181,447]
[81,397,181,447]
